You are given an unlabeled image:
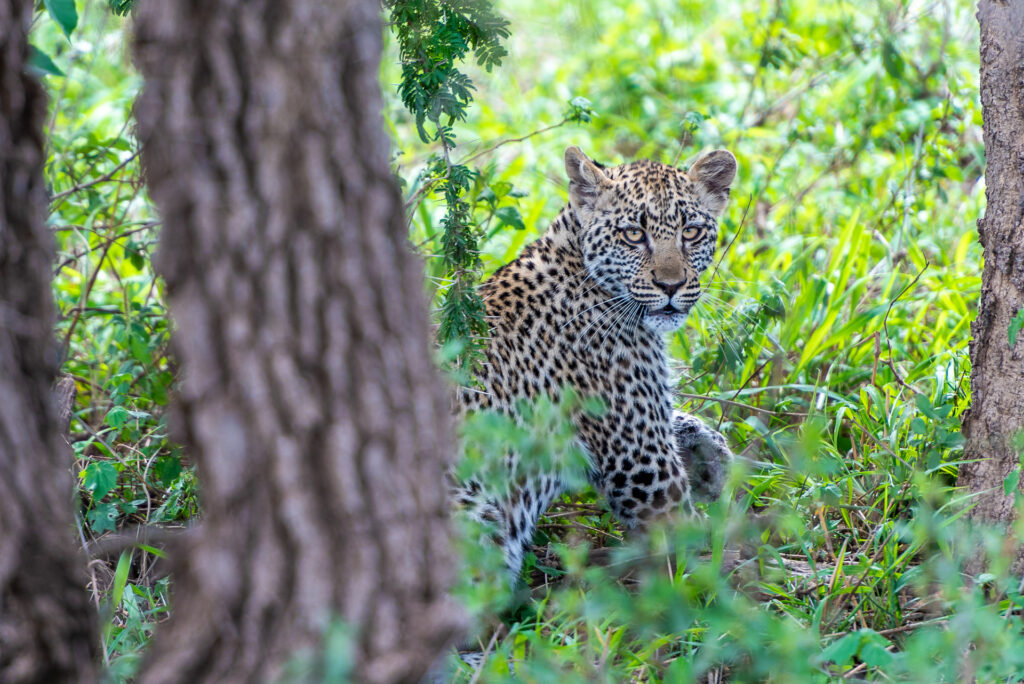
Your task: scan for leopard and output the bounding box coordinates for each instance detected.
[453,145,739,581]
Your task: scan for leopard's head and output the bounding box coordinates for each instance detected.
[565,146,737,334]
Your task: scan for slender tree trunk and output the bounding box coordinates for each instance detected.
[0,1,99,681]
[133,2,462,682]
[958,0,1024,576]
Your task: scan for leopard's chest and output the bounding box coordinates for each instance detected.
[482,279,676,460]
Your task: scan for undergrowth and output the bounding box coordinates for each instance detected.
[32,0,1024,681]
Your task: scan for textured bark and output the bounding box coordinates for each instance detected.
[0,1,99,681]
[958,0,1024,576]
[133,2,462,682]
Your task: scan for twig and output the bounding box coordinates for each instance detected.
[823,616,949,640]
[60,235,117,360]
[538,520,622,542]
[467,629,502,684]
[819,507,839,564]
[403,117,573,215]
[86,523,192,559]
[677,392,808,417]
[49,150,140,207]
[822,526,900,633]
[53,223,159,277]
[882,263,928,392]
[707,194,753,291]
[719,355,777,430]
[461,117,572,168]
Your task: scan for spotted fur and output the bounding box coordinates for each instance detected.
[455,146,739,578]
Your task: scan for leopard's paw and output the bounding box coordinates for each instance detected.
[673,411,733,503]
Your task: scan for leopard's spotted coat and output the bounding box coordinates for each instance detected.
[455,146,739,578]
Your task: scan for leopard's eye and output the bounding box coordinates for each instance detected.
[681,224,702,240]
[621,228,646,245]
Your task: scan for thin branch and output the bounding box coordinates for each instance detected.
[403,117,573,216]
[882,263,928,392]
[677,391,807,417]
[823,616,949,640]
[49,150,140,207]
[86,523,192,559]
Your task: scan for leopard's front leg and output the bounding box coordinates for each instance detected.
[582,409,733,528]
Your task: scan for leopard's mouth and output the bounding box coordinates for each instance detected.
[647,303,688,317]
[641,302,691,332]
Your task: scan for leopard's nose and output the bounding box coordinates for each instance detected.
[652,279,683,297]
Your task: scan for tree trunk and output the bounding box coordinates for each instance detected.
[0,1,100,681]
[132,2,462,682]
[958,0,1024,576]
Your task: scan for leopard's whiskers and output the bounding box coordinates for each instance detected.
[560,293,631,330]
[694,292,773,340]
[582,297,637,349]
[690,299,756,363]
[628,301,646,337]
[575,296,634,346]
[575,296,632,343]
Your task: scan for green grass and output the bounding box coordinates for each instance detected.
[33,0,1024,681]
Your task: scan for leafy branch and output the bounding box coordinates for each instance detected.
[384,0,512,371]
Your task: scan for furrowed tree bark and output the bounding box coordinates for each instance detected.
[133,2,462,682]
[958,0,1024,576]
[0,1,99,681]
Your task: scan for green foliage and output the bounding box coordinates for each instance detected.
[1009,307,1024,348]
[28,0,77,79]
[387,0,509,143]
[43,0,78,38]
[457,391,595,495]
[386,0,512,371]
[27,44,64,77]
[278,619,357,684]
[30,3,190,673]
[106,0,134,17]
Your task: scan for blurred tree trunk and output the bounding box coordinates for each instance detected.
[133,1,461,682]
[0,1,99,681]
[958,0,1024,576]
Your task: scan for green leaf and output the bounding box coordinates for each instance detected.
[683,110,706,132]
[1004,467,1020,496]
[81,461,118,499]
[27,45,64,77]
[109,550,132,613]
[106,405,129,428]
[87,502,118,533]
[45,0,78,39]
[129,330,151,364]
[495,205,525,231]
[860,641,893,668]
[152,456,182,486]
[910,417,927,435]
[129,249,145,271]
[914,393,936,419]
[489,181,512,198]
[535,563,566,577]
[567,96,595,123]
[137,544,167,559]
[1009,307,1024,347]
[881,41,905,80]
[107,0,134,16]
[819,632,861,666]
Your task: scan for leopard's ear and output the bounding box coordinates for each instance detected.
[688,149,737,216]
[565,146,610,219]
